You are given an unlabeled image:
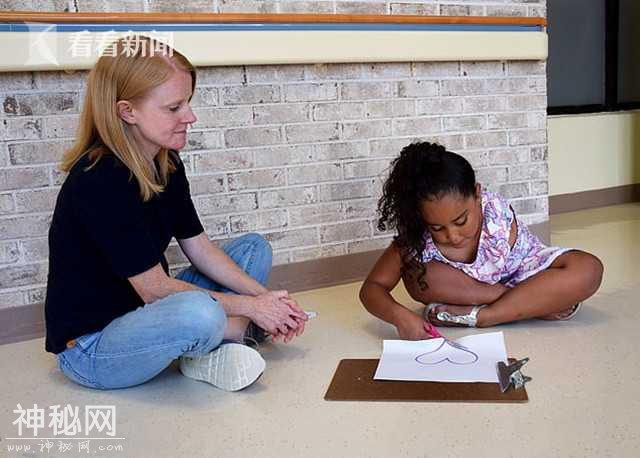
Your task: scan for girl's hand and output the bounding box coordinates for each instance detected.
[394,310,434,340]
[248,290,308,335]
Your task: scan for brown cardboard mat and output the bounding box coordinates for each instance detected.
[324,359,528,403]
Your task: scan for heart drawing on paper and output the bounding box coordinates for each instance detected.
[414,340,479,366]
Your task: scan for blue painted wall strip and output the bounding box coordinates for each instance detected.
[0,23,542,33]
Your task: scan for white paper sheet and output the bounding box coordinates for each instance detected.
[374,332,508,383]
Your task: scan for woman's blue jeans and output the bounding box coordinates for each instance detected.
[56,233,272,390]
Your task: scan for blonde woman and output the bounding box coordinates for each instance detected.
[45,36,307,391]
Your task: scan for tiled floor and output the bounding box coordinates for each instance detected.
[1,203,639,457]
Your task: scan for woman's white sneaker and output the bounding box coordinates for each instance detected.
[179,343,265,391]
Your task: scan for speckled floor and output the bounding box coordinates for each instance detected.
[1,203,639,458]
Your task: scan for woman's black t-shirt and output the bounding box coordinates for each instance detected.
[44,151,204,354]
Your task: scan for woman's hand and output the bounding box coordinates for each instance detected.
[248,290,308,336]
[394,309,434,340]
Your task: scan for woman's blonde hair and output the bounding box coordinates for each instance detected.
[61,35,196,201]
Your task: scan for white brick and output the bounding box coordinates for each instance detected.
[19,237,48,262]
[531,180,549,196]
[463,96,507,114]
[0,193,14,215]
[264,228,318,250]
[8,141,71,165]
[0,241,19,264]
[271,250,290,266]
[342,120,392,140]
[201,217,231,237]
[530,146,548,162]
[245,65,305,83]
[511,197,548,215]
[344,198,378,219]
[197,67,245,85]
[440,4,485,16]
[190,87,218,107]
[291,244,347,262]
[0,168,49,191]
[320,221,371,243]
[413,62,459,77]
[194,107,252,128]
[498,182,530,199]
[362,63,412,79]
[0,262,47,288]
[475,167,508,184]
[507,61,546,76]
[260,186,316,208]
[313,102,364,121]
[486,5,527,17]
[285,122,339,143]
[183,131,223,152]
[278,2,334,14]
[284,83,338,102]
[393,117,441,136]
[507,95,547,111]
[509,129,546,146]
[1,118,43,141]
[464,132,508,149]
[417,98,463,115]
[0,72,33,92]
[341,82,394,100]
[253,145,314,167]
[488,148,530,165]
[230,210,288,233]
[194,150,254,172]
[228,169,285,190]
[390,3,438,15]
[335,1,387,14]
[304,63,363,80]
[3,93,79,117]
[288,203,343,226]
[15,188,59,213]
[34,71,87,90]
[288,163,341,185]
[188,174,226,195]
[195,193,257,216]
[253,104,311,124]
[0,291,24,309]
[313,142,368,161]
[365,100,415,118]
[443,115,486,132]
[461,62,505,77]
[43,116,78,139]
[343,160,390,179]
[509,163,548,181]
[397,80,439,98]
[222,85,280,105]
[488,113,528,129]
[319,181,371,201]
[440,80,486,97]
[225,126,282,148]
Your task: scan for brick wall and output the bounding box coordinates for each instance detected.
[0,0,547,309]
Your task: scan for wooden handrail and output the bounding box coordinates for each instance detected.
[0,11,546,26]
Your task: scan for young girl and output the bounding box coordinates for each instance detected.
[360,142,603,340]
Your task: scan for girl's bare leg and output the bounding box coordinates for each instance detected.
[428,251,603,327]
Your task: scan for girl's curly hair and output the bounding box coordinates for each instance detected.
[377,142,476,289]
